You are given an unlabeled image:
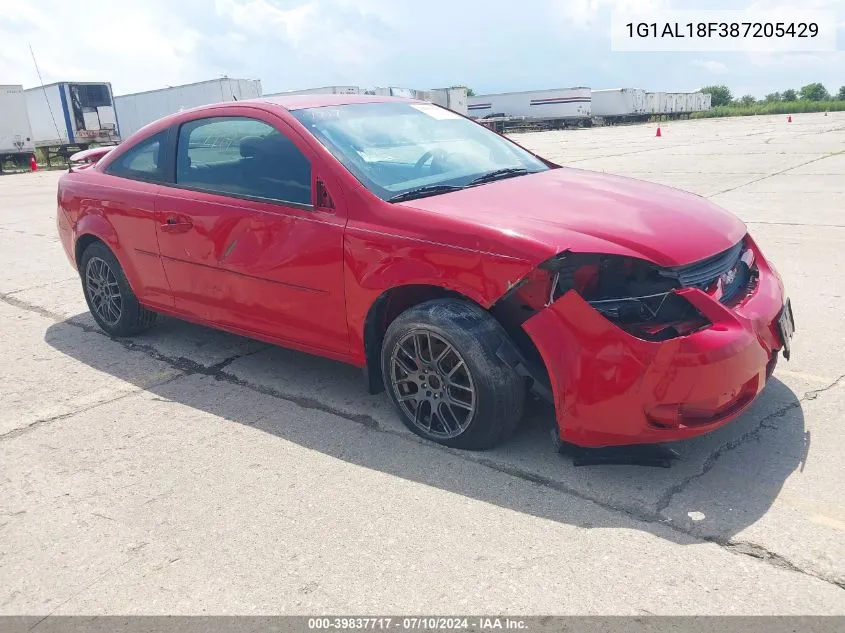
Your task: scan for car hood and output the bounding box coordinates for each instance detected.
[399,167,747,267]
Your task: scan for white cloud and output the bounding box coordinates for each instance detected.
[0,1,206,94]
[1,0,841,100]
[557,0,670,28]
[747,0,845,9]
[691,59,728,74]
[214,0,317,46]
[213,0,388,68]
[0,0,394,94]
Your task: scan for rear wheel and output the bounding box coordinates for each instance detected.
[381,299,525,450]
[80,241,156,336]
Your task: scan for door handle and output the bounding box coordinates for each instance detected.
[160,217,193,233]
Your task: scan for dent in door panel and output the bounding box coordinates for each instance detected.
[156,191,348,353]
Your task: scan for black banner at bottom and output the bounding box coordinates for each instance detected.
[0,617,843,633]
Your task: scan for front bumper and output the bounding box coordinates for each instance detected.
[523,245,788,448]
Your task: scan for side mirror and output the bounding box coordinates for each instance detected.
[316,179,335,210]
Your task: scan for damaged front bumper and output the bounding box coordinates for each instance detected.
[522,247,789,448]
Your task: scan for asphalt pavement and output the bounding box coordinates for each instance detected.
[1,112,843,615]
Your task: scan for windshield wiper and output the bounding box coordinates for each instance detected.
[388,184,464,203]
[467,167,530,186]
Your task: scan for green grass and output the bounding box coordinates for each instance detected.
[692,100,845,118]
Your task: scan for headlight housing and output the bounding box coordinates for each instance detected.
[540,252,710,341]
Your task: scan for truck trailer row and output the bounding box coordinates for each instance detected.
[2,79,712,171]
[468,88,712,127]
[2,81,121,169]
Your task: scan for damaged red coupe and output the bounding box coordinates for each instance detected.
[56,95,795,450]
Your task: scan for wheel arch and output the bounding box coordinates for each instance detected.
[361,283,550,400]
[73,216,141,294]
[74,233,106,269]
[363,284,470,394]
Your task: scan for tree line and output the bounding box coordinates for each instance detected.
[701,83,845,107]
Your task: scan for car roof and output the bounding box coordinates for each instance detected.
[249,93,417,110]
[123,94,420,142]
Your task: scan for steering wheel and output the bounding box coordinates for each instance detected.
[414,148,448,174]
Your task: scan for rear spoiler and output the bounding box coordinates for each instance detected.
[68,146,116,171]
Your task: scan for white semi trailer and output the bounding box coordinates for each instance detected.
[114,78,262,139]
[0,85,36,170]
[467,88,592,125]
[643,91,711,118]
[24,81,119,160]
[590,88,648,122]
[265,85,360,96]
[425,88,469,116]
[266,85,468,115]
[646,92,666,115]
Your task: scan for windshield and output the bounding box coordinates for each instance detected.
[291,102,549,201]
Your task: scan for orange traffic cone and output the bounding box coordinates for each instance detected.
[787,115,792,123]
[30,155,37,172]
[655,126,662,137]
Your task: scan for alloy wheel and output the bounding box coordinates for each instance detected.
[389,330,477,438]
[85,256,123,326]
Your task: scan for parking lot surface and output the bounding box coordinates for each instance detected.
[1,113,843,615]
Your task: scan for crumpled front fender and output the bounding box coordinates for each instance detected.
[522,280,781,447]
[523,292,665,431]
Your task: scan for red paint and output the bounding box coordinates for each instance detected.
[56,95,790,447]
[397,166,747,266]
[69,146,115,170]
[523,236,786,447]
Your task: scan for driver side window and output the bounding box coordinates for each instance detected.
[176,116,312,207]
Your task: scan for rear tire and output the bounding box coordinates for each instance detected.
[80,241,156,336]
[381,299,525,450]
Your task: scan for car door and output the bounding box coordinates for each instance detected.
[154,111,349,354]
[96,129,173,309]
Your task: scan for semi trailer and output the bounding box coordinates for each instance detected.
[0,85,35,172]
[264,85,360,96]
[113,78,262,139]
[467,87,592,126]
[590,88,648,123]
[24,81,119,162]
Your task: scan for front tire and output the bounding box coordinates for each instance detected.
[80,241,156,336]
[381,299,525,450]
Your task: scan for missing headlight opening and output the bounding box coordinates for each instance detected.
[515,239,758,342]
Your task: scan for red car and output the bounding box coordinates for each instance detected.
[56,95,795,450]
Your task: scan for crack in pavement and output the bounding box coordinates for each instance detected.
[722,541,845,591]
[654,372,845,521]
[2,291,844,591]
[27,558,135,631]
[1,292,381,430]
[1,293,74,321]
[114,338,382,429]
[0,226,61,241]
[745,221,845,228]
[0,373,186,442]
[3,277,80,296]
[707,151,844,198]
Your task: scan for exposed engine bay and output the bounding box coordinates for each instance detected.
[496,237,758,344]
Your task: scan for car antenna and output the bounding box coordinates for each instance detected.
[29,44,63,142]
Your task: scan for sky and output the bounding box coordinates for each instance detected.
[1,0,842,99]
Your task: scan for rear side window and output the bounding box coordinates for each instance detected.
[105,131,167,183]
[176,117,312,207]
